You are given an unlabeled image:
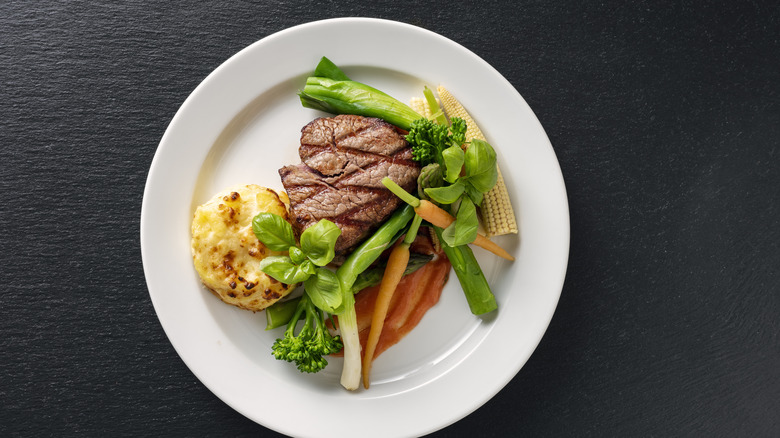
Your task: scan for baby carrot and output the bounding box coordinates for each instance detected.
[383,178,514,262]
[472,233,514,261]
[362,214,424,389]
[418,200,513,261]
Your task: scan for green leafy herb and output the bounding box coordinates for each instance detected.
[300,259,316,276]
[304,267,343,314]
[252,213,297,252]
[265,252,433,331]
[463,139,498,193]
[424,180,465,205]
[463,182,485,206]
[442,144,465,183]
[288,247,306,265]
[404,96,497,247]
[258,256,311,285]
[300,219,341,266]
[253,214,345,316]
[441,197,479,247]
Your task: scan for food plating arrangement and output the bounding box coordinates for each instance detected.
[190,57,519,391]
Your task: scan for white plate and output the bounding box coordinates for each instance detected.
[141,17,569,438]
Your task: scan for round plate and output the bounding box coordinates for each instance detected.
[141,17,569,438]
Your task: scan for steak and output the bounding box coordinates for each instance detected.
[280,115,420,256]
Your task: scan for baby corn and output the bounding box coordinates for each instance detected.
[436,86,518,237]
[409,97,431,119]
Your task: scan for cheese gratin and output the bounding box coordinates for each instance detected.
[191,184,295,311]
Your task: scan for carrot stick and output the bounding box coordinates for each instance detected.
[472,234,515,261]
[414,199,454,228]
[382,178,514,261]
[362,214,423,389]
[416,200,515,261]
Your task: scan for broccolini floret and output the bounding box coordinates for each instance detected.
[406,117,467,166]
[272,293,342,373]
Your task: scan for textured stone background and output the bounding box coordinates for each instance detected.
[1,1,778,436]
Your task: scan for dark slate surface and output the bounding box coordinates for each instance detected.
[2,1,778,437]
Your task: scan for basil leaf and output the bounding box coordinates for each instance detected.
[300,259,316,276]
[424,180,465,205]
[300,219,341,266]
[259,256,311,284]
[288,247,306,265]
[441,197,478,247]
[464,181,484,206]
[304,267,343,314]
[252,213,297,252]
[464,139,498,193]
[441,144,465,184]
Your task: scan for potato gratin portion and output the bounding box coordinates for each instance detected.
[191,184,295,311]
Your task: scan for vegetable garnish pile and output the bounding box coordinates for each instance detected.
[251,214,344,373]
[224,57,519,391]
[298,58,516,314]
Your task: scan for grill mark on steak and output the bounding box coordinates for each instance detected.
[282,184,390,223]
[300,115,410,177]
[280,115,420,256]
[299,144,415,178]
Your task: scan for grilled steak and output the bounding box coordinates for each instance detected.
[280,115,420,255]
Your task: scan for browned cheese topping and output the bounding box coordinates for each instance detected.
[191,184,295,311]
